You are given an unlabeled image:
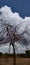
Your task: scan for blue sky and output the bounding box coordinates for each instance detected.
[0,0,30,18]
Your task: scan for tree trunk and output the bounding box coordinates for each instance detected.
[9,43,10,54]
[13,45,16,65]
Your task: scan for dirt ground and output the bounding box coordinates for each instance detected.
[0,56,30,65]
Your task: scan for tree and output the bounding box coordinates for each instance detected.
[0,22,29,65]
[4,23,23,65]
[25,50,30,56]
[0,23,23,65]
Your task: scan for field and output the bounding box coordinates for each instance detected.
[0,56,30,65]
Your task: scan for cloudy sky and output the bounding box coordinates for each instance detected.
[0,0,30,54]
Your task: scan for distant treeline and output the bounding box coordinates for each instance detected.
[0,50,30,58]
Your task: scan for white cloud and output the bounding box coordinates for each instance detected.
[0,43,9,53]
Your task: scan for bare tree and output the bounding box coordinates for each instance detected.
[0,23,21,65]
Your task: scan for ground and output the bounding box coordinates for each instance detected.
[0,56,30,65]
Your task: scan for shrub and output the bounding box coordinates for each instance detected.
[25,50,30,55]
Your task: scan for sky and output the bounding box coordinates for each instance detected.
[0,0,30,18]
[0,0,30,54]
